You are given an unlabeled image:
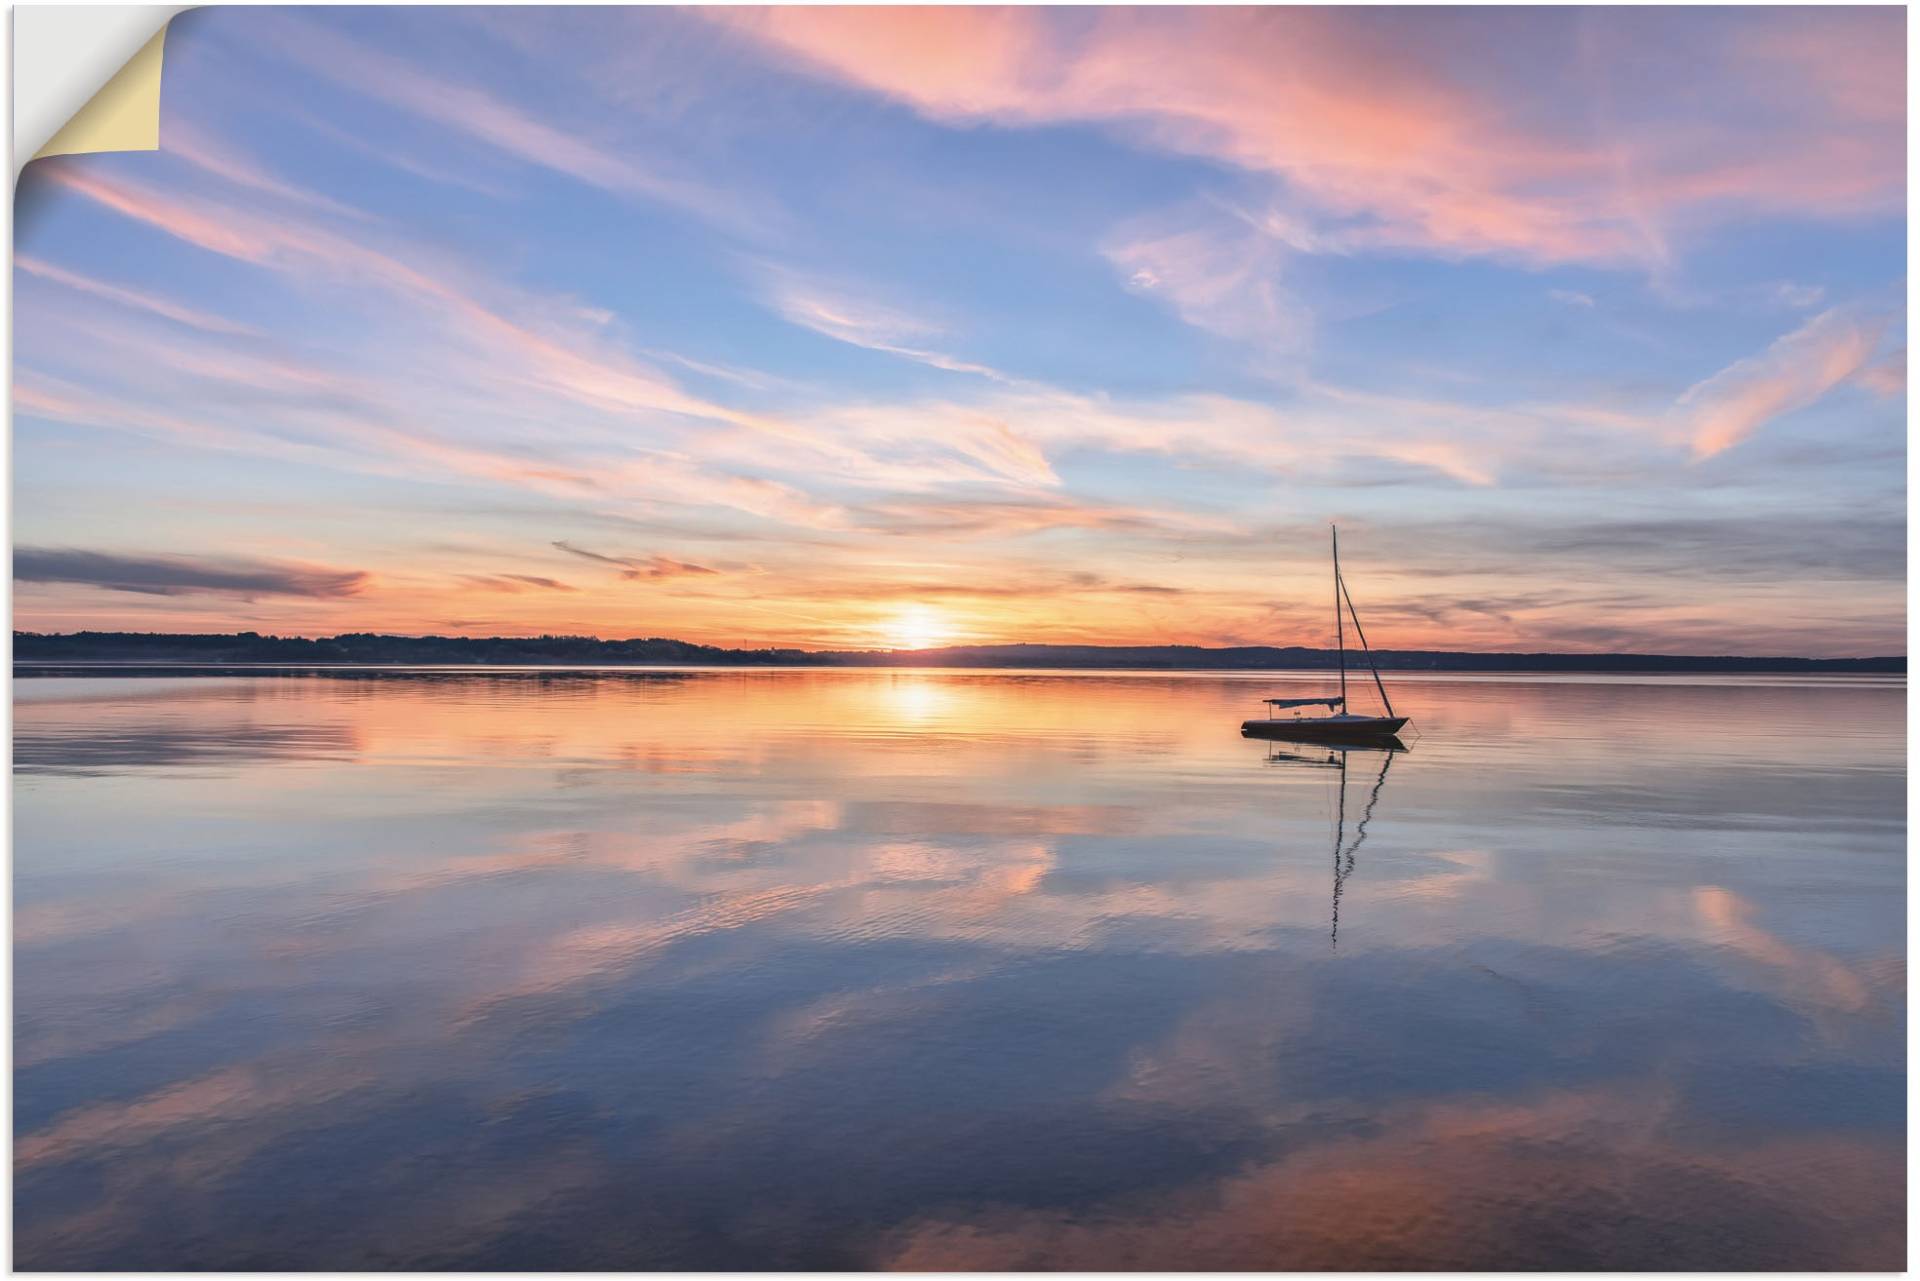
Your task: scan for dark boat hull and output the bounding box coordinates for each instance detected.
[1242,716,1408,743]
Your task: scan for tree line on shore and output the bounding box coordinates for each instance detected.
[10,631,1903,673]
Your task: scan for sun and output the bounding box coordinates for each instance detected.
[881,605,954,652]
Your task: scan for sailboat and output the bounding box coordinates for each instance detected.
[1242,525,1409,742]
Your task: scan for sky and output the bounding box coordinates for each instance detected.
[12,5,1907,656]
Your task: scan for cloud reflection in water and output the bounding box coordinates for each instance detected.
[12,670,1904,1268]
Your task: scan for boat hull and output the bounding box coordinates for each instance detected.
[1242,715,1408,743]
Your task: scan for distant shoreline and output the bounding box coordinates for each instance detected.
[11,632,1905,675]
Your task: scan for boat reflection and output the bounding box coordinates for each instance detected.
[1258,735,1406,948]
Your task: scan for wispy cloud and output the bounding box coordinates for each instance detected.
[553,541,718,580]
[28,161,867,528]
[299,116,515,200]
[166,120,371,221]
[855,495,1221,539]
[848,386,1510,488]
[14,255,257,336]
[459,574,578,593]
[759,267,1010,382]
[15,374,319,463]
[251,13,762,234]
[1771,282,1827,310]
[1854,350,1906,399]
[35,164,750,430]
[15,548,368,599]
[1106,199,1312,368]
[1676,307,1887,458]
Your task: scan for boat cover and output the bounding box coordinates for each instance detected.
[1263,696,1344,708]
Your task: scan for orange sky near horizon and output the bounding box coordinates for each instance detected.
[13,524,1905,656]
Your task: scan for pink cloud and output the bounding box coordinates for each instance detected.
[44,166,280,263]
[1677,307,1887,458]
[1854,350,1906,399]
[714,7,1903,266]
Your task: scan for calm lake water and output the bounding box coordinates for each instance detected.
[13,669,1906,1269]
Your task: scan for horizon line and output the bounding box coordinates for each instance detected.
[11,629,1905,665]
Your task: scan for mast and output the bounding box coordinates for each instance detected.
[1332,524,1347,709]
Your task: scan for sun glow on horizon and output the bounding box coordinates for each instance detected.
[880,605,957,652]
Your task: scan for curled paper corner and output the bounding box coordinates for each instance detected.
[15,6,189,177]
[34,26,168,162]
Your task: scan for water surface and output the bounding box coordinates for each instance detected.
[13,669,1906,1268]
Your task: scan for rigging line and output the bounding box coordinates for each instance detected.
[1338,570,1395,719]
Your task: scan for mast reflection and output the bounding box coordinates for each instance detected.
[1258,734,1406,948]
